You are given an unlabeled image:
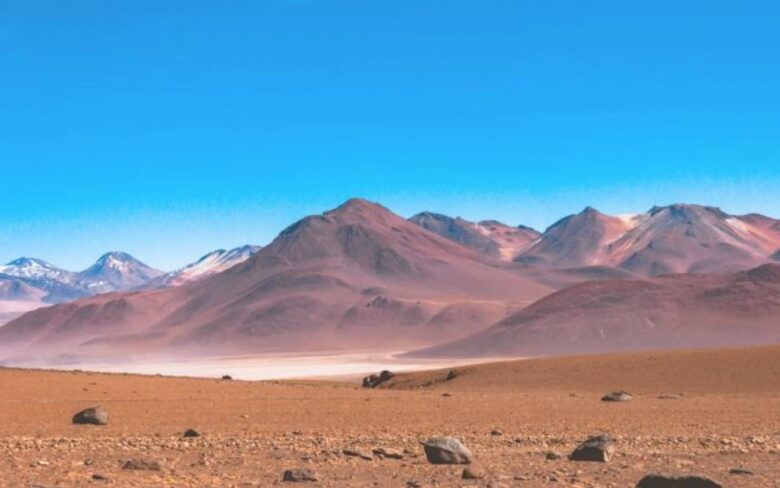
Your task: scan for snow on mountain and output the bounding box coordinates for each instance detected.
[0,257,77,284]
[76,252,164,293]
[144,245,261,289]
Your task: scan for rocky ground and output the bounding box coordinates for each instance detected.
[0,345,778,487]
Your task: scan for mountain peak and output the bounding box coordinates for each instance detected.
[648,203,728,219]
[6,257,53,268]
[78,252,163,293]
[330,198,389,214]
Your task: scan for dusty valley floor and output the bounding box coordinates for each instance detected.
[0,345,778,487]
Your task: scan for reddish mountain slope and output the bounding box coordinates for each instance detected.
[516,205,780,275]
[0,199,552,363]
[410,264,780,358]
[516,207,634,267]
[408,212,539,260]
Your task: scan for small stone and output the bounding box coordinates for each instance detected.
[569,434,615,462]
[372,447,404,460]
[658,393,684,400]
[361,370,395,388]
[72,406,108,426]
[283,468,318,482]
[602,391,633,402]
[462,465,486,480]
[490,429,502,436]
[423,437,472,465]
[221,375,233,380]
[728,468,753,475]
[546,451,563,460]
[122,459,162,471]
[183,428,201,438]
[342,448,373,461]
[636,474,722,487]
[91,474,108,481]
[441,393,452,397]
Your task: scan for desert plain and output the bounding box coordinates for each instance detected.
[0,345,778,487]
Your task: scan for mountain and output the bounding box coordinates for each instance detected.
[409,263,780,358]
[516,204,780,275]
[75,252,164,294]
[0,257,77,284]
[144,245,261,289]
[516,207,639,267]
[0,199,553,363]
[409,212,539,260]
[0,253,163,326]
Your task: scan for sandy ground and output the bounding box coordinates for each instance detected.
[0,345,778,487]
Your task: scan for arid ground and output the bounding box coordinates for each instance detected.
[1,345,778,487]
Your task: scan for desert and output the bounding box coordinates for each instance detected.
[1,345,778,487]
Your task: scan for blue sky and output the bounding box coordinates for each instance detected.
[2,0,779,270]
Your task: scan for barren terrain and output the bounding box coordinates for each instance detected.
[1,345,778,486]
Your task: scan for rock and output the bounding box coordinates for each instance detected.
[122,459,162,471]
[91,474,108,481]
[342,448,373,460]
[490,429,502,436]
[602,391,633,402]
[183,428,201,438]
[462,465,486,480]
[442,393,452,397]
[221,375,233,380]
[372,447,404,460]
[423,437,473,465]
[569,434,615,462]
[72,406,108,426]
[728,468,753,475]
[658,393,684,400]
[546,451,563,460]
[283,468,318,482]
[445,369,458,381]
[636,474,722,487]
[362,370,395,388]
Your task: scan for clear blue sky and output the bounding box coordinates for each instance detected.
[2,0,779,270]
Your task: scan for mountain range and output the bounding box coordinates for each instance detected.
[1,199,779,364]
[0,246,260,326]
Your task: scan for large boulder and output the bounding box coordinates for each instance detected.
[362,370,395,388]
[569,434,615,462]
[72,406,108,426]
[423,437,473,465]
[636,474,722,487]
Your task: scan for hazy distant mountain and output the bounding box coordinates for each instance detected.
[0,253,162,325]
[0,257,77,285]
[516,204,780,275]
[410,263,780,358]
[409,212,539,260]
[75,252,163,294]
[144,245,261,289]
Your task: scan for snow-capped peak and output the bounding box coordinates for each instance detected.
[0,257,76,284]
[144,245,261,289]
